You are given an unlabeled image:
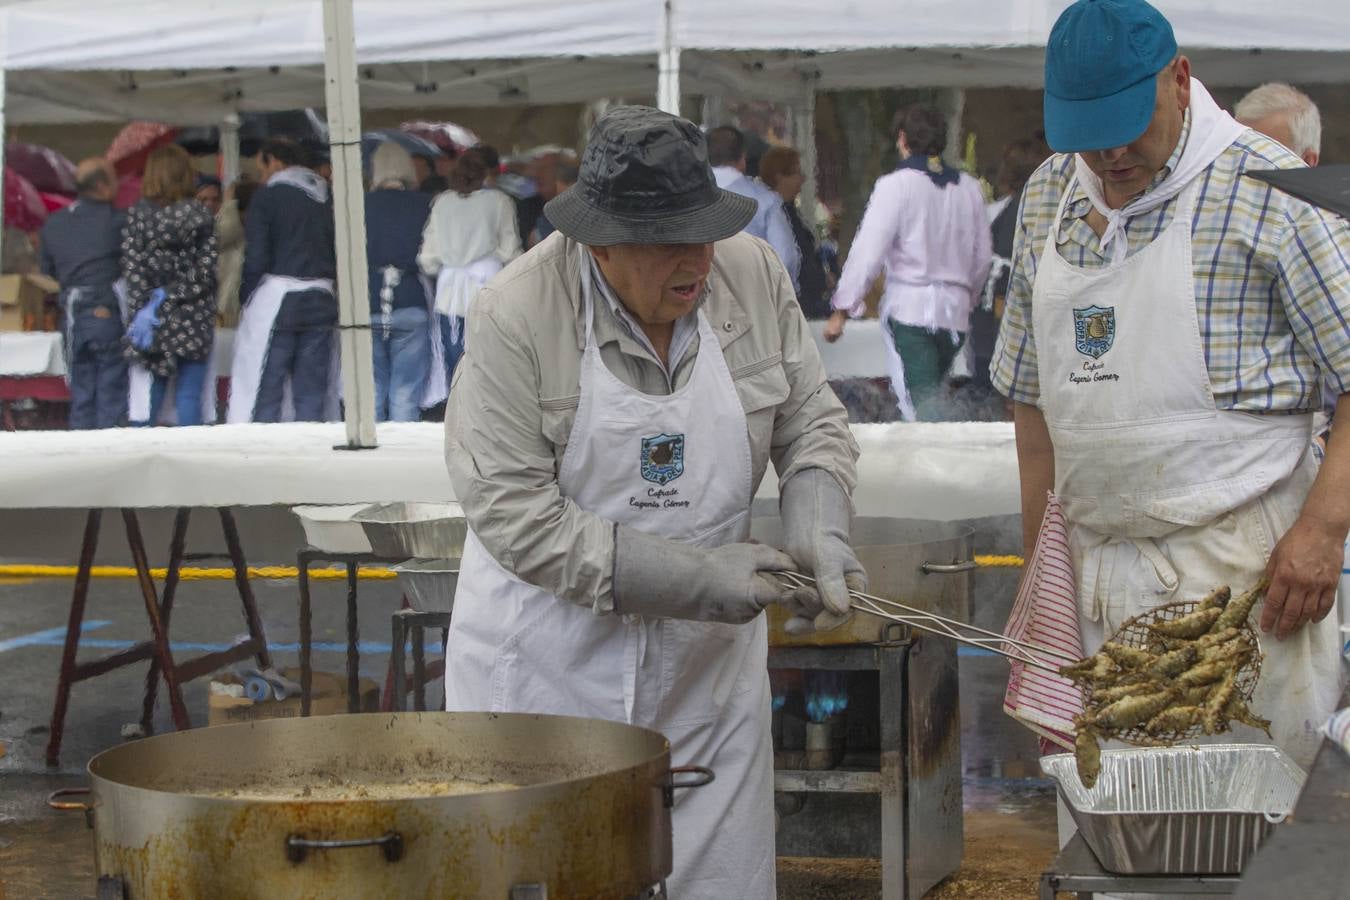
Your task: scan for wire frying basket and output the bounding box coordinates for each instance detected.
[1088,598,1263,745]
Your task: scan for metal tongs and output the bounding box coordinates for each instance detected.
[770,571,1079,674]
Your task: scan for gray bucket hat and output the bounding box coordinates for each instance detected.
[544,106,756,246]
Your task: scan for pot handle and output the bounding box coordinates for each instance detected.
[286,831,404,864]
[47,787,91,812]
[921,560,979,575]
[665,765,715,807]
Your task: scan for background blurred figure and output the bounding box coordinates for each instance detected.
[214,176,257,328]
[230,138,338,423]
[415,149,454,195]
[972,137,1049,395]
[365,142,434,422]
[418,147,522,390]
[707,125,800,289]
[825,104,991,422]
[122,145,219,426]
[759,145,830,318]
[40,158,127,429]
[194,175,222,217]
[1235,82,1321,167]
[530,158,578,245]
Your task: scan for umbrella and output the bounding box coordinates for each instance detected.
[239,109,329,159]
[1247,165,1350,221]
[363,129,443,162]
[176,109,330,160]
[400,121,481,156]
[4,167,49,233]
[107,121,179,177]
[5,143,76,195]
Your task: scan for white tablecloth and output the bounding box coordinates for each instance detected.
[809,319,889,379]
[0,329,237,380]
[0,331,66,377]
[0,421,1020,519]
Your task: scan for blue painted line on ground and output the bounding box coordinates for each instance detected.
[0,619,112,653]
[7,633,441,657]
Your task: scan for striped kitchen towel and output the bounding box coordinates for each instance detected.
[1002,493,1083,750]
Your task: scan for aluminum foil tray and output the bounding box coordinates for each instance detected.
[392,559,459,613]
[353,502,467,559]
[292,504,376,554]
[1041,744,1304,875]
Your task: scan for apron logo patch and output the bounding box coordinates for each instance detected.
[640,433,685,485]
[1073,305,1115,359]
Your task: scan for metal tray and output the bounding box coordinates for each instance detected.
[292,504,376,554]
[352,502,467,559]
[1042,744,1305,875]
[391,559,459,613]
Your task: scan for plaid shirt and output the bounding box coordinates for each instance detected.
[991,117,1350,412]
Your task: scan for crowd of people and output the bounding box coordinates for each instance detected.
[37,135,548,427]
[33,75,1328,430]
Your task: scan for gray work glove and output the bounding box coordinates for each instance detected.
[779,468,868,634]
[613,526,795,624]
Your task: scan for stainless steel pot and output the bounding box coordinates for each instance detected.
[750,516,975,646]
[51,712,712,899]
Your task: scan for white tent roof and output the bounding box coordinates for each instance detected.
[2,1,1349,123]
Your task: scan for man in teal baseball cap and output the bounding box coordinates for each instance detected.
[992,0,1350,815]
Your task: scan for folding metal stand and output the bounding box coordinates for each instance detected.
[388,608,450,712]
[46,507,271,766]
[1039,835,1241,898]
[295,548,380,716]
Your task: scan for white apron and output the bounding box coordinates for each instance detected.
[1029,174,1342,769]
[445,259,775,899]
[225,275,339,424]
[434,256,503,345]
[420,273,448,409]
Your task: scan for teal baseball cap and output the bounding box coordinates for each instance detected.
[1044,0,1178,153]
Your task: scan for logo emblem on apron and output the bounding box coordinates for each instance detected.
[640,433,685,485]
[1073,305,1115,359]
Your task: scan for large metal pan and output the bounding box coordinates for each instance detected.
[751,516,975,646]
[50,712,711,899]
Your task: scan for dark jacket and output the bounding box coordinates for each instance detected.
[241,179,336,302]
[365,189,432,314]
[39,198,124,301]
[121,199,219,376]
[784,202,829,319]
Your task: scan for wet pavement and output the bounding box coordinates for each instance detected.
[0,508,1057,898]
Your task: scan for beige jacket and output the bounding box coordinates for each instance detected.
[215,200,245,327]
[445,231,859,611]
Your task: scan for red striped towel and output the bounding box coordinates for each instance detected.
[1002,493,1083,751]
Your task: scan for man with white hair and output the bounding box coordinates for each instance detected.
[1235,82,1321,167]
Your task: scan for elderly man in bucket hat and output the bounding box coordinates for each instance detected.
[442,106,863,898]
[992,0,1348,775]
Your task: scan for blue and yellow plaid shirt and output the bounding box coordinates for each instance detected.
[991,116,1350,413]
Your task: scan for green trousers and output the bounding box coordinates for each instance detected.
[889,320,966,420]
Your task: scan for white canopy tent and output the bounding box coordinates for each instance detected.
[4,0,1349,445]
[3,1,1350,123]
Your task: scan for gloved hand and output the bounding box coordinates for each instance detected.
[778,468,867,634]
[127,288,167,352]
[613,526,795,624]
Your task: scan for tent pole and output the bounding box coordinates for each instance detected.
[0,65,7,269]
[321,0,377,449]
[657,0,680,114]
[220,113,241,186]
[795,73,819,230]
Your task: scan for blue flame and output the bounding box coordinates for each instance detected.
[803,670,849,723]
